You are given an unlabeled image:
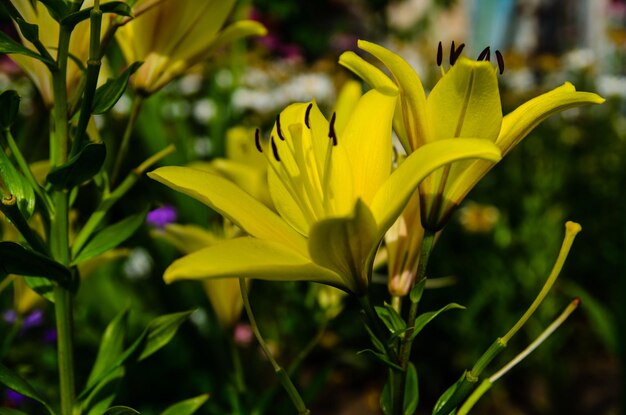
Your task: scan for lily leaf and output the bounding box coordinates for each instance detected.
[47,143,106,190]
[102,407,140,415]
[87,309,129,386]
[379,362,419,415]
[0,362,55,414]
[160,394,210,415]
[37,0,69,21]
[375,303,406,334]
[0,32,54,66]
[409,278,426,304]
[0,242,70,284]
[93,62,142,114]
[357,349,403,371]
[24,276,55,302]
[81,367,125,415]
[14,17,39,45]
[0,408,31,414]
[72,209,147,265]
[0,138,35,218]
[61,2,132,27]
[411,303,465,341]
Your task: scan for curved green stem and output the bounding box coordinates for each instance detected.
[238,278,310,415]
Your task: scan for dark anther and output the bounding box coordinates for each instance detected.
[450,41,465,65]
[254,128,263,153]
[328,112,337,146]
[270,136,281,161]
[495,50,504,74]
[304,103,313,129]
[437,41,443,66]
[477,46,491,62]
[276,114,285,141]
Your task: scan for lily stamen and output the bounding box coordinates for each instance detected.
[437,41,443,66]
[495,50,505,74]
[276,114,286,141]
[254,128,263,153]
[450,41,465,65]
[477,46,491,61]
[328,112,338,146]
[270,136,281,161]
[304,103,313,129]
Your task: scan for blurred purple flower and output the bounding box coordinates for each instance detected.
[22,309,43,329]
[2,310,17,324]
[233,323,253,346]
[146,205,178,228]
[5,389,27,407]
[43,328,57,344]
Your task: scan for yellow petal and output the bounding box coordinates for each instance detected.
[199,20,267,59]
[148,166,307,255]
[497,82,605,155]
[154,223,219,254]
[370,138,502,237]
[308,200,379,294]
[338,50,409,149]
[339,88,397,204]
[332,79,362,136]
[427,57,502,142]
[357,40,429,151]
[164,237,342,287]
[202,278,244,328]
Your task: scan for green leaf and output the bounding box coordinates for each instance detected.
[93,62,143,114]
[0,141,35,218]
[139,310,193,361]
[362,322,386,354]
[87,309,129,386]
[79,311,193,401]
[0,362,55,414]
[47,143,106,190]
[37,0,69,21]
[160,393,210,415]
[61,2,132,27]
[411,303,465,341]
[404,363,419,415]
[14,17,39,45]
[72,209,147,264]
[380,378,392,415]
[409,278,426,304]
[0,242,70,284]
[375,303,407,335]
[432,374,464,415]
[356,349,403,371]
[0,90,20,129]
[24,276,55,302]
[82,367,125,415]
[102,407,140,415]
[0,32,54,66]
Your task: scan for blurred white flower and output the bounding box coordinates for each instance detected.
[193,98,217,124]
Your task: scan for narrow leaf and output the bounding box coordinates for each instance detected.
[24,276,55,302]
[139,310,193,361]
[47,143,106,190]
[81,367,125,415]
[102,407,140,415]
[356,349,403,371]
[92,62,142,114]
[0,408,31,415]
[411,303,465,340]
[61,2,132,27]
[375,303,406,334]
[0,363,54,414]
[87,309,129,385]
[160,394,210,415]
[404,363,419,415]
[14,18,39,44]
[0,32,54,66]
[409,278,426,304]
[0,242,70,284]
[0,142,35,218]
[37,0,69,21]
[72,209,147,264]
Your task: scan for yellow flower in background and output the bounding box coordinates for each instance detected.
[154,222,245,329]
[340,40,604,231]
[116,0,267,95]
[10,0,109,106]
[149,88,501,294]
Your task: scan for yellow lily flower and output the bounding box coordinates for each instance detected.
[339,40,605,231]
[149,88,502,294]
[116,0,267,95]
[10,0,108,106]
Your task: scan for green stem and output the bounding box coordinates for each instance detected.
[50,24,75,415]
[393,231,435,415]
[433,222,582,415]
[111,95,143,184]
[228,335,246,394]
[238,278,310,415]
